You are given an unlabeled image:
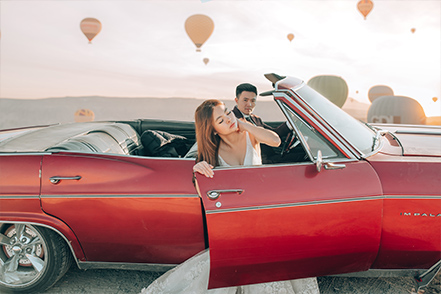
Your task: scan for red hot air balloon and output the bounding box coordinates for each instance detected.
[74,109,95,122]
[80,18,102,44]
[357,0,374,20]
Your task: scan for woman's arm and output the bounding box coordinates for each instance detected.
[238,120,281,147]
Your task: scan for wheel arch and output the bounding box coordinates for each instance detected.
[0,213,85,266]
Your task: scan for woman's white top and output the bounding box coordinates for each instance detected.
[218,132,261,166]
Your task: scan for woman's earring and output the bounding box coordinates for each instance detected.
[214,132,218,135]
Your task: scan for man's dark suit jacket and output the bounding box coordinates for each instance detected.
[232,105,290,138]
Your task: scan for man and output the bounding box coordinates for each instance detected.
[232,83,293,163]
[232,83,291,138]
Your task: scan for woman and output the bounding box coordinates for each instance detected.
[141,99,320,294]
[193,99,280,176]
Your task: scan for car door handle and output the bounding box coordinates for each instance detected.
[324,162,346,170]
[49,176,82,184]
[206,189,244,200]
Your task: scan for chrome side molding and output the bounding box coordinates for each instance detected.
[78,261,176,272]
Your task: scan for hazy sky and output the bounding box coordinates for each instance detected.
[1,0,440,116]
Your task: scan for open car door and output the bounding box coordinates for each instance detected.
[195,159,383,289]
[194,78,384,289]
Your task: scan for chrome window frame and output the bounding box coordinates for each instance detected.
[274,90,359,160]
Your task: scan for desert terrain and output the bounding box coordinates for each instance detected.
[0,96,369,130]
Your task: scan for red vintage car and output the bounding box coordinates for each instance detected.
[0,74,440,293]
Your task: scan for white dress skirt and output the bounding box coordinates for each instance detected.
[140,249,320,294]
[140,133,320,294]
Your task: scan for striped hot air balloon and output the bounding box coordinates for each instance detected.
[80,18,102,44]
[367,96,426,125]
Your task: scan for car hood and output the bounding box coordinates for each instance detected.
[376,124,441,157]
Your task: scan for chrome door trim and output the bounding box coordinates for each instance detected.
[0,195,40,199]
[40,194,200,199]
[205,193,441,214]
[206,195,384,214]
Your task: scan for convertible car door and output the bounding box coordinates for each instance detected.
[195,159,383,289]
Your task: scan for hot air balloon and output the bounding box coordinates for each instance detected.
[411,28,416,34]
[80,18,102,44]
[433,97,438,102]
[185,14,214,52]
[203,58,209,65]
[74,109,95,122]
[357,0,374,20]
[287,33,294,42]
[367,96,426,125]
[368,85,394,103]
[307,75,348,108]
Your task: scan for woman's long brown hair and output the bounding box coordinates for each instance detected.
[195,99,223,166]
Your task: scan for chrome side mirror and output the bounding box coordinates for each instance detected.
[316,150,346,172]
[316,150,323,172]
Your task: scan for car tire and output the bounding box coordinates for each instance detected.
[0,224,73,293]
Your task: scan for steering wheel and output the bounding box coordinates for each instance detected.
[280,131,300,157]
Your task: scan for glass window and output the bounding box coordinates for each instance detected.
[283,104,343,160]
[296,86,375,155]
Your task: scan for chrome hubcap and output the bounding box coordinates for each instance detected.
[0,224,47,287]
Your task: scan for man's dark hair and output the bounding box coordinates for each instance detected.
[235,83,257,98]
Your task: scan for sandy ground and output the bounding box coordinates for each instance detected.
[43,264,440,294]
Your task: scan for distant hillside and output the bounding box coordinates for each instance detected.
[0,96,373,130]
[0,96,286,129]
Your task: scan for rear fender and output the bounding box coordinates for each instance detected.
[0,212,85,262]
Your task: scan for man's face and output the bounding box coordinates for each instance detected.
[235,91,256,115]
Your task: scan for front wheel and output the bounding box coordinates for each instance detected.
[0,223,72,293]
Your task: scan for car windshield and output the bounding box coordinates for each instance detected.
[283,105,343,160]
[295,85,376,155]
